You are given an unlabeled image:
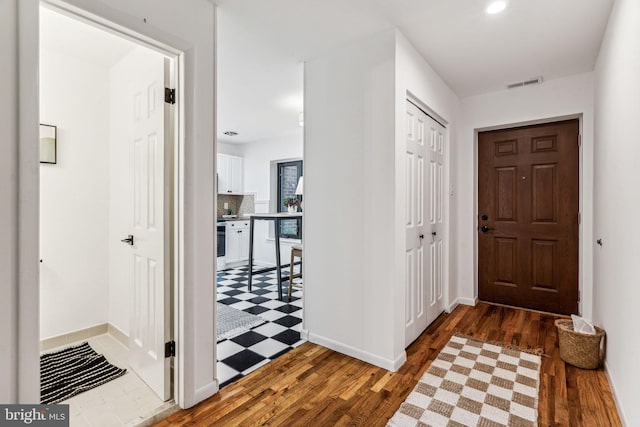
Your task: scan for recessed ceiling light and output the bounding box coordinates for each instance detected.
[223,131,238,136]
[486,1,507,14]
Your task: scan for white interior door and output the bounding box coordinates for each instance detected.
[425,107,445,327]
[124,48,172,401]
[405,100,445,347]
[405,101,428,346]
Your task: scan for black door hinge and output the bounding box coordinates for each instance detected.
[165,340,176,358]
[165,88,176,105]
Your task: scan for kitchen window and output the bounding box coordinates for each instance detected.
[277,160,302,239]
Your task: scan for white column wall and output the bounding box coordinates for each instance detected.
[304,29,400,369]
[457,72,595,320]
[593,0,640,424]
[0,0,21,404]
[0,0,42,403]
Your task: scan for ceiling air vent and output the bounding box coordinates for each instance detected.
[507,76,543,89]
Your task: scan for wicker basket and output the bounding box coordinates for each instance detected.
[555,319,605,369]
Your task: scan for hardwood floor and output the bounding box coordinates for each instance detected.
[155,303,621,427]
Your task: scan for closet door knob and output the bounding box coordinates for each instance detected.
[121,235,134,245]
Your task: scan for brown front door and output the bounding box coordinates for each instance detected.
[478,119,579,314]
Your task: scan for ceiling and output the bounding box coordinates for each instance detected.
[380,0,614,97]
[40,6,137,68]
[217,8,304,143]
[41,1,614,144]
[215,0,613,142]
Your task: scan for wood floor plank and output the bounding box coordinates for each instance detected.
[156,303,621,427]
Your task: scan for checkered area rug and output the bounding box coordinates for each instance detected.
[387,334,541,427]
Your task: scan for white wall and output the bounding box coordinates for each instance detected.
[394,31,461,357]
[305,29,399,369]
[241,131,303,201]
[108,50,130,336]
[3,0,215,407]
[39,49,111,339]
[593,0,640,424]
[240,131,303,266]
[217,141,243,156]
[457,72,595,319]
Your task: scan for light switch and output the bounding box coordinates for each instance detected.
[224,202,229,209]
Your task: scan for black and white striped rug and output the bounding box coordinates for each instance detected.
[40,342,127,404]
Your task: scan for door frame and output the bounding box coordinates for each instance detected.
[473,113,590,316]
[37,0,187,407]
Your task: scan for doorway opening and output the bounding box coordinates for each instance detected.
[39,5,178,424]
[477,119,580,314]
[214,5,305,388]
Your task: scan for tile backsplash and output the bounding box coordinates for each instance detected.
[217,194,255,218]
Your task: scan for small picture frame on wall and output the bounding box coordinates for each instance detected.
[40,124,57,164]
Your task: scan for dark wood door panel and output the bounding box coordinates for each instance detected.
[478,119,579,314]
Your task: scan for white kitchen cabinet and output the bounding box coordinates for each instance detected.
[217,153,243,194]
[225,221,250,265]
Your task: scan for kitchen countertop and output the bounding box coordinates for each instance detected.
[217,213,301,225]
[216,216,249,222]
[246,212,302,218]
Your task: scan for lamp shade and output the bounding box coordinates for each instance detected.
[295,176,304,195]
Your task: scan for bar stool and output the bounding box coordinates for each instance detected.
[288,244,302,302]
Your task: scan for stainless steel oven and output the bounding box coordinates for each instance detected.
[216,221,226,270]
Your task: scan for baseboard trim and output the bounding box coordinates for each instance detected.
[40,323,130,352]
[108,323,129,348]
[447,297,477,312]
[300,328,309,340]
[308,332,404,372]
[604,360,629,427]
[193,382,219,408]
[392,350,407,371]
[40,323,109,351]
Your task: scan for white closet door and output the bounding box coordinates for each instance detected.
[405,101,428,346]
[405,100,446,347]
[426,112,446,327]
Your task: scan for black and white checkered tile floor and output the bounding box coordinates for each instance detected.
[216,266,304,388]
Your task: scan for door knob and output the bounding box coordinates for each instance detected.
[432,231,437,236]
[481,225,489,233]
[419,234,424,239]
[121,235,134,245]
